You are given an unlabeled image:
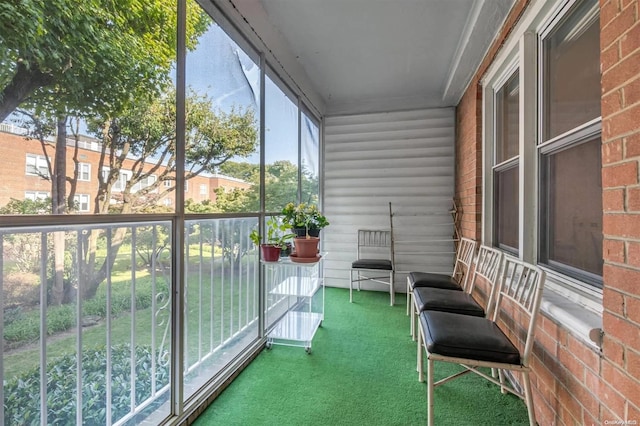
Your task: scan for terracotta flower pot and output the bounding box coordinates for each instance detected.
[260,244,281,262]
[293,237,319,258]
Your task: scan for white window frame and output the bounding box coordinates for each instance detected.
[25,154,50,177]
[131,174,157,193]
[491,62,521,255]
[102,168,132,193]
[481,0,603,343]
[73,193,91,212]
[24,191,50,201]
[199,184,208,196]
[77,162,91,181]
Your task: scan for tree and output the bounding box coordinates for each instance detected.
[212,160,319,213]
[75,86,258,299]
[1,0,209,303]
[0,0,209,121]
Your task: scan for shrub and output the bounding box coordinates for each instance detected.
[3,304,75,344]
[3,344,170,425]
[3,272,40,307]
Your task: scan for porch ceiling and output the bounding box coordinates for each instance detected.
[234,0,515,115]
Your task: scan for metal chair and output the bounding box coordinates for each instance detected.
[349,229,395,305]
[349,203,395,305]
[417,257,546,426]
[406,237,477,339]
[409,244,503,343]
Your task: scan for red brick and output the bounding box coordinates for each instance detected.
[600,0,622,28]
[628,187,640,211]
[600,377,628,419]
[603,102,640,140]
[567,334,600,372]
[602,6,637,48]
[628,348,640,380]
[604,188,625,212]
[623,76,640,106]
[602,50,640,95]
[604,288,625,316]
[603,334,625,368]
[604,263,640,294]
[602,42,621,74]
[603,311,640,351]
[603,360,640,403]
[604,238,626,262]
[626,295,640,325]
[627,240,640,267]
[603,138,625,164]
[602,161,638,187]
[627,133,640,158]
[628,399,640,421]
[604,213,640,238]
[559,345,586,380]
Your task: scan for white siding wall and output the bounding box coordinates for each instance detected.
[322,108,456,293]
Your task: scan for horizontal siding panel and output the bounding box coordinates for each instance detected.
[325,136,454,153]
[322,108,456,294]
[325,128,453,144]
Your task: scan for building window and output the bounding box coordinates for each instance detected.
[77,163,91,181]
[73,194,91,212]
[199,184,208,196]
[164,180,172,188]
[539,0,601,286]
[25,191,50,201]
[131,175,157,193]
[493,70,519,253]
[484,0,602,290]
[25,154,50,177]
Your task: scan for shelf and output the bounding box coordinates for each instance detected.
[268,311,323,343]
[270,276,322,298]
[262,252,327,267]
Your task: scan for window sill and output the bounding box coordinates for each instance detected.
[539,283,603,350]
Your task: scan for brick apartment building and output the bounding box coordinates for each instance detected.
[0,126,251,212]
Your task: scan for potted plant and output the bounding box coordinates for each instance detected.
[250,217,295,262]
[282,203,329,260]
[281,202,329,238]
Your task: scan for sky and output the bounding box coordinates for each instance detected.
[185,24,303,167]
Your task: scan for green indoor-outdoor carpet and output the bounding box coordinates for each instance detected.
[193,288,529,425]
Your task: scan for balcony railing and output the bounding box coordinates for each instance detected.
[1,216,263,425]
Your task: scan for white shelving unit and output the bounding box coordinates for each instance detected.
[263,254,325,354]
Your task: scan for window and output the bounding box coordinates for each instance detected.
[484,0,601,289]
[102,168,132,193]
[493,71,520,253]
[73,194,90,212]
[199,183,208,195]
[25,191,50,201]
[539,0,601,285]
[77,163,91,181]
[131,175,157,193]
[164,179,172,188]
[25,154,49,177]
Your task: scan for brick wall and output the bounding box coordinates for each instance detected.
[455,0,640,424]
[455,0,531,241]
[0,132,238,211]
[600,0,640,422]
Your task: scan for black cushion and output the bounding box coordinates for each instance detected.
[408,271,461,291]
[420,310,521,365]
[351,258,393,270]
[413,287,484,317]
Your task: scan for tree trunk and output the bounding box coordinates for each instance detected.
[50,118,68,306]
